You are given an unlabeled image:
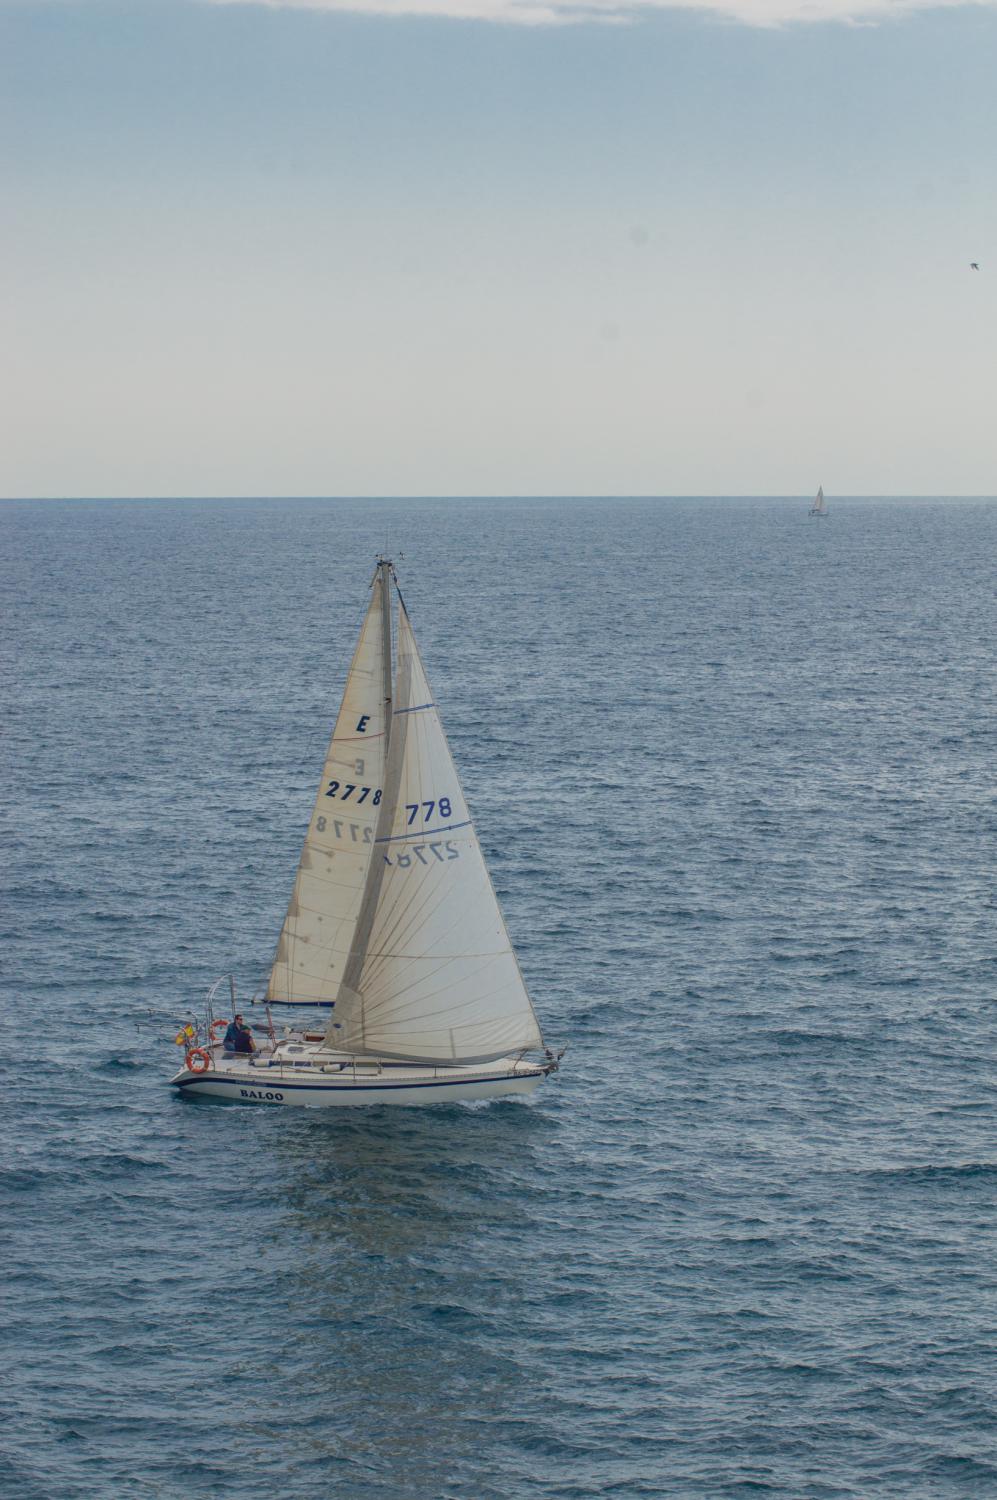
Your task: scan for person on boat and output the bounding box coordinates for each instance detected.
[223,1014,255,1054]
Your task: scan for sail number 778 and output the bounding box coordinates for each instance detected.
[405,798,452,824]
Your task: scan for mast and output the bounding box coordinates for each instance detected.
[328,559,398,1044]
[378,556,393,752]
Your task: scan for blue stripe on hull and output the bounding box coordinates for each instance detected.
[173,1072,538,1093]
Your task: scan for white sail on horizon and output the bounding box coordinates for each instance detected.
[266,587,388,1006]
[328,602,543,1065]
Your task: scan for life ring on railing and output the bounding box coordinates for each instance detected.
[187,1048,212,1073]
[209,1020,229,1042]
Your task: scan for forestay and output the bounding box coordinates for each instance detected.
[266,589,387,1006]
[328,604,543,1064]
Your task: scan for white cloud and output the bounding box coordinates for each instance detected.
[204,0,997,29]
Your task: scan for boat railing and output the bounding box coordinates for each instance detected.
[241,1054,494,1081]
[234,1049,535,1081]
[203,974,237,1034]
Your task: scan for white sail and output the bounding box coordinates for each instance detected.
[266,585,388,1005]
[328,603,543,1064]
[810,485,826,515]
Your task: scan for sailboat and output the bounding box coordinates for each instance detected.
[170,558,562,1106]
[809,485,828,517]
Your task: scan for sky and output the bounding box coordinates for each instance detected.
[1,0,994,497]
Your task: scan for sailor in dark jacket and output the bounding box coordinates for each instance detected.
[223,1014,256,1054]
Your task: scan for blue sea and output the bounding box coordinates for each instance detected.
[3,496,997,1499]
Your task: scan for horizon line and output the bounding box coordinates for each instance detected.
[3,493,997,503]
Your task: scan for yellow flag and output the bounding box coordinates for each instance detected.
[174,1031,186,1045]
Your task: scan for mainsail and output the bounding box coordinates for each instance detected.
[328,599,543,1065]
[809,485,826,516]
[266,581,389,1005]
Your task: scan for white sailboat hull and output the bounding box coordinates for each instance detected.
[171,1044,547,1107]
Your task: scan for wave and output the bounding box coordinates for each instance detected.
[859,1161,997,1183]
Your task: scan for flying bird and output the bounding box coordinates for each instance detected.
[970,262,979,270]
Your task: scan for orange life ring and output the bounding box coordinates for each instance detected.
[187,1048,212,1073]
[209,1020,229,1042]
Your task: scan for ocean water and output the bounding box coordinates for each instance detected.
[3,495,997,1499]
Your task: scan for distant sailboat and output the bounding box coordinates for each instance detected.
[809,485,828,518]
[170,558,563,1107]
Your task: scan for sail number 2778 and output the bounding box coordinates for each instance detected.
[326,781,381,804]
